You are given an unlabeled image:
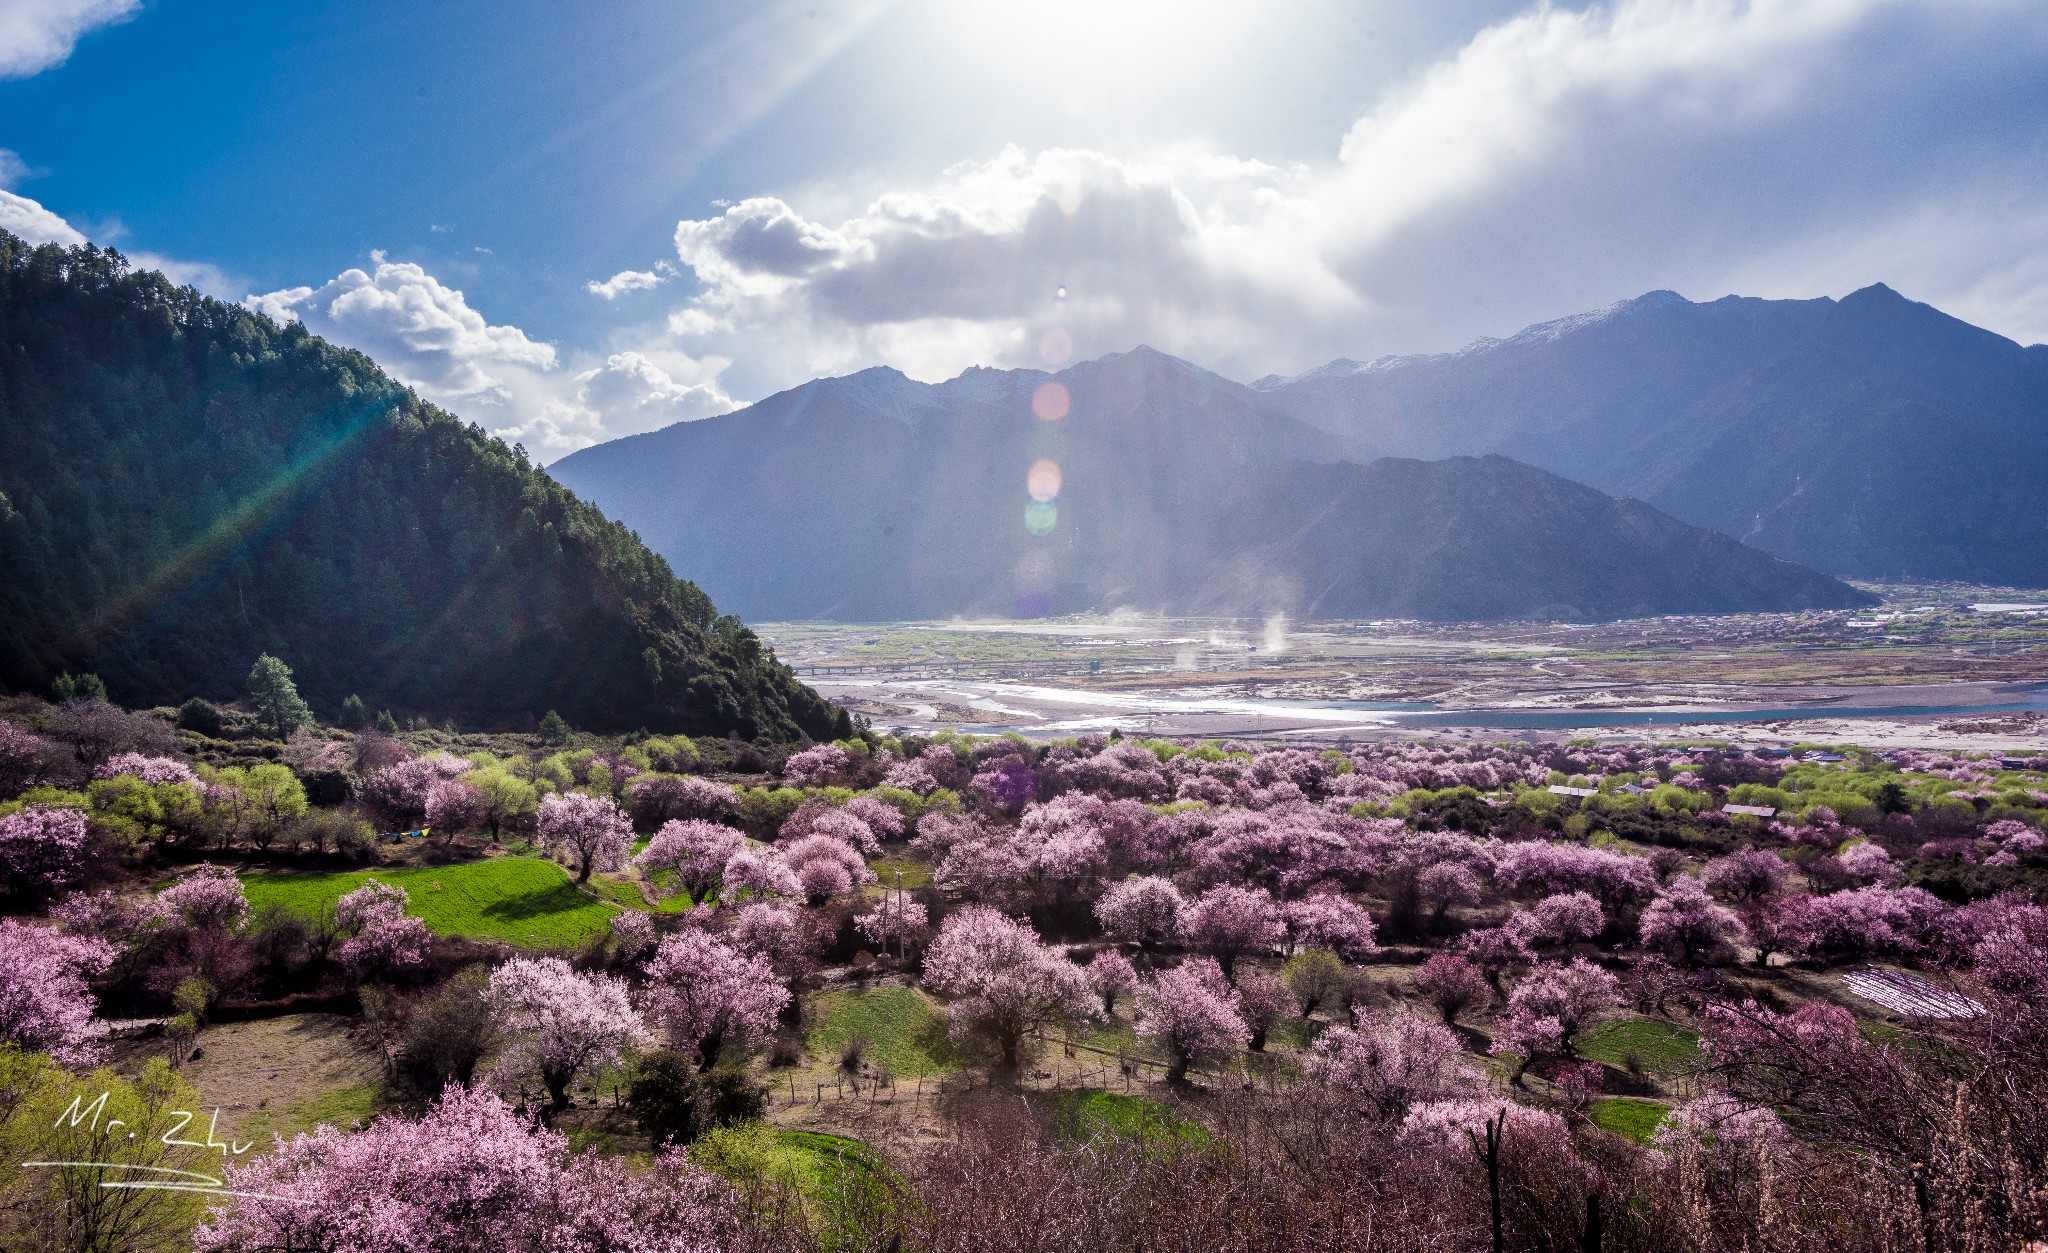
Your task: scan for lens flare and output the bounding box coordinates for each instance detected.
[1055,284,1068,301]
[1027,458,1062,502]
[1031,381,1070,421]
[1024,500,1058,536]
[1039,327,1072,365]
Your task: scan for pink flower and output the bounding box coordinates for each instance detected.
[1135,957,1249,1084]
[635,820,745,901]
[922,906,1090,1070]
[0,919,115,1065]
[536,792,634,884]
[488,956,650,1110]
[0,804,92,896]
[641,930,789,1069]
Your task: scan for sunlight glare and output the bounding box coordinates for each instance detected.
[941,0,1261,105]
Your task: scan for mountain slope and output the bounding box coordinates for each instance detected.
[555,350,1869,622]
[552,346,1360,620]
[1193,456,1872,620]
[0,234,843,739]
[1254,285,2048,583]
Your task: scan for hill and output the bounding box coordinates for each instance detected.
[553,348,1869,621]
[1252,285,2048,583]
[1194,455,1871,620]
[0,233,843,739]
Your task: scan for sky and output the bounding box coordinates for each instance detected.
[5,0,2048,460]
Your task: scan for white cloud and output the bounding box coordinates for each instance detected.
[658,0,2048,389]
[0,148,28,187]
[586,267,669,299]
[0,187,84,246]
[248,253,557,406]
[0,0,137,78]
[249,253,739,461]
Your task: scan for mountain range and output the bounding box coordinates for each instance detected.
[0,232,843,739]
[1250,284,2048,584]
[552,345,1870,622]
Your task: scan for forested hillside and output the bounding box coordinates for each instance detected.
[0,233,843,739]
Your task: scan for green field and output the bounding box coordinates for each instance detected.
[1056,1089,1210,1150]
[1575,1016,1701,1076]
[241,857,620,948]
[806,986,959,1076]
[1590,1097,1669,1143]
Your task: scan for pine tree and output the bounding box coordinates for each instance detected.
[51,672,107,704]
[247,654,313,738]
[338,694,366,730]
[537,710,572,745]
[375,709,400,734]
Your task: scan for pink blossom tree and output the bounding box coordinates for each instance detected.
[635,819,745,902]
[782,743,852,786]
[720,847,802,901]
[1456,925,1532,989]
[640,929,790,1070]
[158,863,248,928]
[1776,885,1946,961]
[970,757,1037,813]
[1638,877,1747,966]
[1701,848,1789,901]
[487,956,650,1112]
[0,804,92,898]
[1235,969,1293,1051]
[0,918,115,1065]
[731,900,829,978]
[1280,892,1378,958]
[1495,959,1621,1064]
[96,753,197,785]
[1179,884,1285,979]
[1312,1007,1477,1117]
[190,1086,747,1253]
[607,910,658,963]
[779,833,876,904]
[922,906,1090,1070]
[1134,957,1249,1084]
[1493,841,1657,909]
[854,897,931,956]
[358,753,468,826]
[536,792,634,884]
[1084,948,1139,1015]
[0,720,56,795]
[842,794,907,845]
[626,772,738,827]
[1507,891,1606,950]
[424,777,487,837]
[1414,952,1490,1025]
[334,880,430,980]
[1093,875,1185,949]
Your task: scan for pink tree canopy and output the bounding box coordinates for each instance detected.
[1179,884,1285,978]
[922,906,1090,1070]
[1312,1007,1477,1117]
[1638,877,1748,965]
[1281,892,1378,958]
[487,956,650,1111]
[536,792,634,884]
[0,804,92,898]
[635,819,746,902]
[779,833,876,904]
[640,929,790,1070]
[334,880,429,979]
[0,918,115,1065]
[1084,948,1139,1015]
[720,847,802,901]
[1093,875,1185,948]
[1414,952,1490,1025]
[1134,957,1249,1084]
[158,863,248,928]
[190,1085,748,1253]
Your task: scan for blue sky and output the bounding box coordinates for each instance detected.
[6,0,2048,458]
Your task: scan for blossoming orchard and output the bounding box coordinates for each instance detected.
[2,707,2046,1250]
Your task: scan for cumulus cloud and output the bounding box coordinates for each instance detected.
[586,266,671,299]
[248,253,736,460]
[0,0,136,78]
[656,0,2048,389]
[248,253,558,406]
[0,188,85,246]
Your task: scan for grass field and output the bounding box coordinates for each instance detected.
[1590,1097,1670,1143]
[1575,1016,1701,1076]
[241,856,620,948]
[1056,1089,1209,1150]
[806,985,959,1076]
